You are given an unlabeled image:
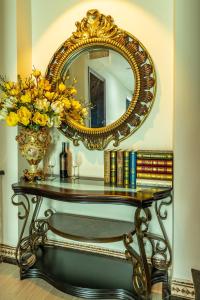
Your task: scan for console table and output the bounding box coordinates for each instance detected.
[12,178,172,300]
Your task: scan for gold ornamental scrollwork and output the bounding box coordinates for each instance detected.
[67,9,124,45]
[46,9,156,150]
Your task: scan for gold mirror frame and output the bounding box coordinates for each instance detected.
[46,9,156,150]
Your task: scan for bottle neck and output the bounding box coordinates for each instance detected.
[62,142,66,152]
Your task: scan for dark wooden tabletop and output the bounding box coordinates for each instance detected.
[12,177,172,208]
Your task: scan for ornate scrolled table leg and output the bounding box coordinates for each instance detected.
[12,193,49,272]
[124,207,152,299]
[124,194,172,299]
[144,194,173,270]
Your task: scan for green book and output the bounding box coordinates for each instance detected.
[137,150,173,160]
[104,150,110,184]
[110,150,117,185]
[116,151,123,186]
[129,151,137,189]
[123,151,129,186]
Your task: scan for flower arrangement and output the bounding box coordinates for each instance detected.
[0,69,87,130]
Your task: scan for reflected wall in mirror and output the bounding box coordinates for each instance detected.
[61,48,134,128]
[46,9,156,150]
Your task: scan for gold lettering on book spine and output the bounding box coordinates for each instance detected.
[123,151,129,186]
[110,151,117,185]
[117,151,124,186]
[137,160,173,167]
[104,151,110,184]
[136,166,173,174]
[137,173,173,181]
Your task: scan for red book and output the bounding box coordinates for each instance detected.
[137,159,173,167]
[137,173,173,181]
[136,165,172,174]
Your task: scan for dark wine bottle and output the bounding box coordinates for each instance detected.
[60,142,68,178]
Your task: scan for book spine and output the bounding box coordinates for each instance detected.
[137,152,173,160]
[123,151,129,186]
[104,151,110,184]
[137,173,173,181]
[136,179,173,187]
[129,151,137,188]
[110,151,117,185]
[137,159,173,167]
[117,151,123,186]
[136,166,172,174]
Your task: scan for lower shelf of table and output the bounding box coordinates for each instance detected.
[20,245,169,300]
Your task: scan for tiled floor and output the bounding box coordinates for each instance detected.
[0,263,185,300]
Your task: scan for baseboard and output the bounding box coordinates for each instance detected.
[47,239,126,259]
[0,242,196,299]
[0,244,16,264]
[171,279,195,299]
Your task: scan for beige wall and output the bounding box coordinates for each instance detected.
[174,0,200,281]
[0,0,19,246]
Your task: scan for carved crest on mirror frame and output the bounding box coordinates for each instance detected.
[46,9,156,150]
[68,9,124,44]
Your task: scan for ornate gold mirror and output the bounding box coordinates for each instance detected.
[46,9,156,150]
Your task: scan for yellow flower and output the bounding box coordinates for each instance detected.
[20,93,32,103]
[45,91,54,101]
[4,82,14,90]
[6,112,19,126]
[0,69,86,129]
[62,98,71,109]
[70,111,81,121]
[58,83,66,92]
[32,69,41,78]
[21,81,29,90]
[9,88,19,96]
[39,79,51,91]
[28,79,36,89]
[32,88,39,97]
[17,106,32,126]
[81,107,88,117]
[71,100,81,111]
[70,87,77,95]
[41,79,51,91]
[32,112,48,126]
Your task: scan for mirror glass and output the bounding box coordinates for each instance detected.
[61,47,135,128]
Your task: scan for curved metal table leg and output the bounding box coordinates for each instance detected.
[144,194,173,270]
[124,207,152,299]
[12,193,48,272]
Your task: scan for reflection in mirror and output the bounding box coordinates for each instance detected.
[62,48,135,128]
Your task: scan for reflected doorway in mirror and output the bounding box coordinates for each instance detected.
[88,68,106,128]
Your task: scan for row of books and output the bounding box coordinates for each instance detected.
[104,150,173,188]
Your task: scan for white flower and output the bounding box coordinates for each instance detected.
[0,108,8,120]
[47,115,61,128]
[4,97,17,109]
[51,101,64,114]
[34,98,50,112]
